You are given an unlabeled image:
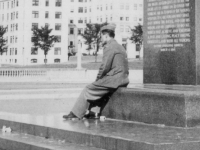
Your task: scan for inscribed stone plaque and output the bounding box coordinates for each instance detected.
[144,0,200,85]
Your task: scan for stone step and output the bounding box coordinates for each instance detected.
[0,114,200,150]
[0,131,104,150]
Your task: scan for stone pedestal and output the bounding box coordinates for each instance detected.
[144,0,200,85]
[103,86,200,127]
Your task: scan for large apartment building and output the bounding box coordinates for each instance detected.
[68,0,143,58]
[0,0,143,65]
[0,0,68,65]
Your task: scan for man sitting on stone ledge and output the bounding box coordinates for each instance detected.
[63,23,129,120]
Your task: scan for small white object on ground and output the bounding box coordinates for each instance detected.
[6,127,12,133]
[2,126,6,132]
[100,116,106,121]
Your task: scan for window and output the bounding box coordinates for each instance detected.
[70,41,73,46]
[120,17,123,21]
[45,0,49,6]
[126,5,129,10]
[70,8,74,13]
[78,7,83,13]
[70,20,73,23]
[32,11,39,18]
[54,47,61,55]
[45,23,49,27]
[85,8,87,13]
[31,59,37,63]
[15,48,17,55]
[136,44,140,51]
[15,37,17,43]
[126,17,129,21]
[55,35,61,42]
[79,0,83,2]
[32,0,39,6]
[13,12,15,20]
[139,18,142,21]
[55,0,62,7]
[45,11,49,18]
[55,12,61,19]
[16,12,18,19]
[11,24,12,32]
[16,0,18,6]
[134,4,137,10]
[31,47,38,55]
[16,24,18,30]
[55,23,61,30]
[32,23,38,29]
[7,2,9,9]
[85,18,87,23]
[15,59,17,63]
[71,0,74,2]
[78,19,83,23]
[54,59,60,63]
[70,28,74,34]
[78,28,82,34]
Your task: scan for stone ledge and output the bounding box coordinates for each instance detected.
[103,87,200,127]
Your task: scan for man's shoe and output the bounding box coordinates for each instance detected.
[83,111,100,119]
[63,112,79,120]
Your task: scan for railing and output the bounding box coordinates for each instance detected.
[0,69,47,77]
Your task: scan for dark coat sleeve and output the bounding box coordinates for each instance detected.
[96,48,115,80]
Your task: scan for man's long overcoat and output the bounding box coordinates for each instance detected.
[93,39,129,88]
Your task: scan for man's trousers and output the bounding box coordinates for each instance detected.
[72,83,115,118]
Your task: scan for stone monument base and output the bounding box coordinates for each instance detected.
[103,85,200,128]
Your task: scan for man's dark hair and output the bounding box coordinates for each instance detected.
[102,29,115,38]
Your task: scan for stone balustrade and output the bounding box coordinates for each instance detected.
[0,68,143,83]
[0,69,47,77]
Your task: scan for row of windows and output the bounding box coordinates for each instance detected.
[31,47,61,55]
[4,23,18,33]
[120,17,142,22]
[0,0,19,9]
[120,4,143,10]
[96,16,142,23]
[69,28,84,35]
[4,36,18,44]
[32,0,61,7]
[31,59,61,63]
[32,23,62,31]
[32,11,62,19]
[70,7,92,13]
[1,11,18,21]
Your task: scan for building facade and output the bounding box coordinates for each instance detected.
[0,0,143,65]
[68,0,143,58]
[0,0,68,65]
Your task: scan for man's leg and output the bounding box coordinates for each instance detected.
[71,83,113,119]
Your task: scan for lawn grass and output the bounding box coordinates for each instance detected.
[2,56,143,70]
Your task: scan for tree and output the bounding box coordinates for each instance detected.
[32,26,58,64]
[0,26,7,55]
[81,22,107,62]
[130,24,143,59]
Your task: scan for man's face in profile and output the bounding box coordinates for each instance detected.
[101,32,107,44]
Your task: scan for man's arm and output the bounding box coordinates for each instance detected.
[96,48,115,80]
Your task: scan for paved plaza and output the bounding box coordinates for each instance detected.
[0,82,199,149]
